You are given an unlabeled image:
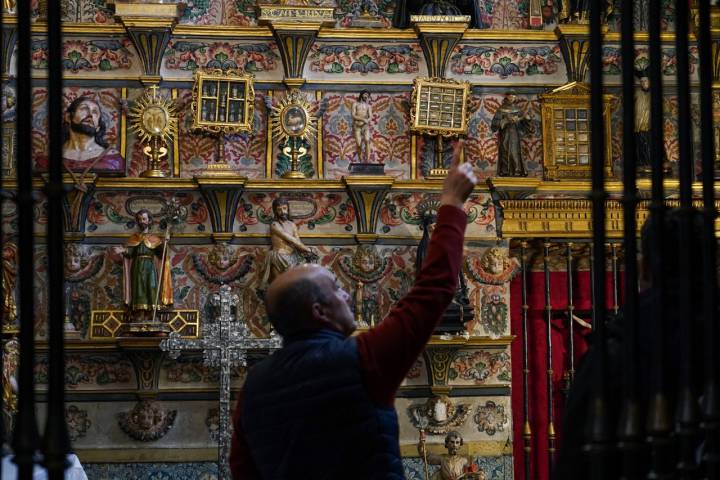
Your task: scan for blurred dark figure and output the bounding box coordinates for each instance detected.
[554,208,706,478]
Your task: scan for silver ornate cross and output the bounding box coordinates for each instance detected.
[160,284,282,480]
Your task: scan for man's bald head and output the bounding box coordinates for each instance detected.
[265,265,332,336]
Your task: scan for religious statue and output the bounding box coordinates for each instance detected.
[2,0,15,13]
[418,431,485,480]
[352,90,373,163]
[1,242,17,333]
[635,69,652,176]
[416,203,473,332]
[114,209,173,324]
[555,0,614,24]
[2,339,19,439]
[117,400,177,442]
[492,91,531,178]
[262,197,318,285]
[37,96,124,178]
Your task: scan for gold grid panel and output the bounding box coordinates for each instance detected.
[90,310,201,339]
[552,107,590,167]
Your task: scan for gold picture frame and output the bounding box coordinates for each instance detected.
[410,77,470,137]
[540,82,614,181]
[191,68,256,134]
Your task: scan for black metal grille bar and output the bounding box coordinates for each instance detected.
[646,0,673,476]
[618,0,642,474]
[43,0,70,477]
[11,0,40,477]
[0,0,4,472]
[675,0,701,476]
[696,0,720,477]
[586,0,610,476]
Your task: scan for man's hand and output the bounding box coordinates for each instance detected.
[440,140,478,210]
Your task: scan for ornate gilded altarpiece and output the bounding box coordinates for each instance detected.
[0,0,712,479]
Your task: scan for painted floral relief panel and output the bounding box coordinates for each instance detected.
[447,348,512,386]
[179,0,259,26]
[159,353,247,390]
[447,43,565,84]
[35,354,136,390]
[322,92,412,179]
[30,37,138,77]
[85,191,211,234]
[378,193,496,239]
[176,90,267,178]
[305,43,426,80]
[602,46,700,83]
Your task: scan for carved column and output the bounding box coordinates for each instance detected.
[110,1,183,85]
[554,24,608,84]
[342,176,394,244]
[258,6,335,88]
[1,20,16,75]
[412,16,469,79]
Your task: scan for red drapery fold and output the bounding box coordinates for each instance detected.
[510,270,623,480]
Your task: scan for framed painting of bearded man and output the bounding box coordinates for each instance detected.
[33,88,126,176]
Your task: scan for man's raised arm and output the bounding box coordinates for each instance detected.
[356,150,478,407]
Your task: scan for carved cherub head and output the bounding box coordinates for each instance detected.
[65,243,88,273]
[208,243,238,271]
[118,400,176,442]
[480,247,510,276]
[353,245,381,274]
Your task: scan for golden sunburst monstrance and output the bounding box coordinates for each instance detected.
[270,89,317,179]
[129,85,178,178]
[270,89,316,145]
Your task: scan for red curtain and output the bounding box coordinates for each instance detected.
[510,270,622,480]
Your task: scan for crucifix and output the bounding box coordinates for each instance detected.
[160,284,282,480]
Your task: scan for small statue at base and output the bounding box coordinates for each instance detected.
[1,243,17,332]
[113,209,173,324]
[418,431,485,480]
[262,197,318,286]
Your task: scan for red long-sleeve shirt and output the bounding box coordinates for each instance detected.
[230,205,467,479]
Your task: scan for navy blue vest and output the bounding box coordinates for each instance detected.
[242,329,404,480]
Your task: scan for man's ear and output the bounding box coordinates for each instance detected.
[310,301,329,326]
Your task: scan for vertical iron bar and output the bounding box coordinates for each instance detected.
[646,0,672,477]
[611,243,619,315]
[11,0,40,476]
[565,242,575,392]
[619,0,642,475]
[586,0,610,476]
[543,241,555,475]
[697,0,720,477]
[43,0,69,478]
[676,0,700,475]
[521,241,532,480]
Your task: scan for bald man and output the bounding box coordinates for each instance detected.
[230,153,478,480]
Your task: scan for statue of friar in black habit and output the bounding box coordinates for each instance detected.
[491,91,531,177]
[416,207,474,334]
